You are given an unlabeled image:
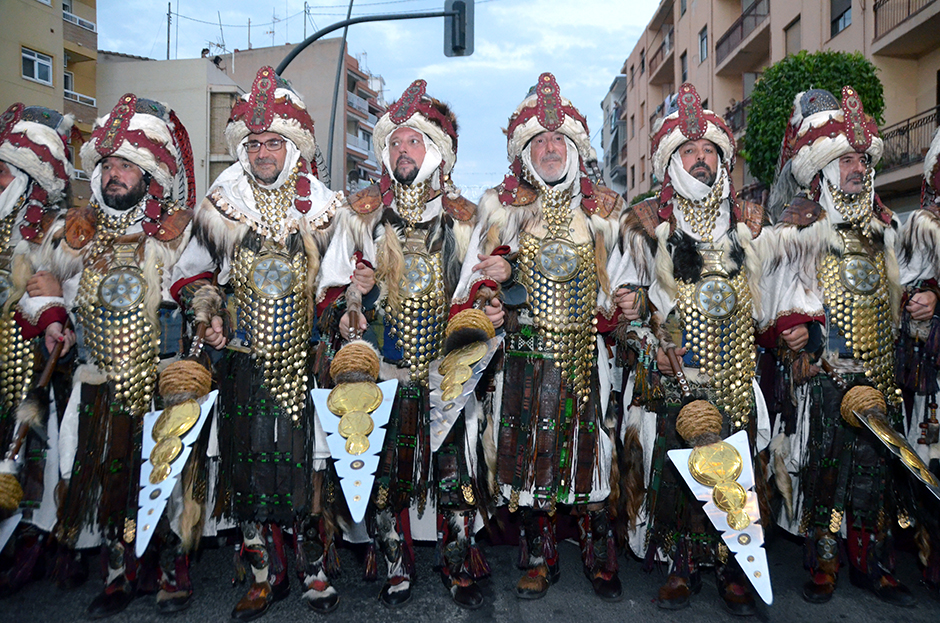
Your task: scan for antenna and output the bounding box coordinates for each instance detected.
[217,11,225,50]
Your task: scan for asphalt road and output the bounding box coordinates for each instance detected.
[2,531,938,622]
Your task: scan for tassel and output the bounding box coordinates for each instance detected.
[467,535,490,579]
[578,514,595,570]
[233,542,247,585]
[363,540,378,582]
[324,536,341,578]
[605,530,618,574]
[517,526,528,569]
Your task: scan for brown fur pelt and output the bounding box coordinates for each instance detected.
[617,425,646,536]
[375,222,405,315]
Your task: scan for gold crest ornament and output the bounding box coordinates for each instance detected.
[327,382,384,455]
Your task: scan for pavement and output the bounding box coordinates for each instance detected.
[2,530,939,622]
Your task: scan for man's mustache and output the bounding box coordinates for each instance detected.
[846,173,864,182]
[540,154,563,163]
[396,154,416,167]
[690,162,711,173]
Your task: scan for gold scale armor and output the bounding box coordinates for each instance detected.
[818,226,898,405]
[230,239,311,421]
[0,200,33,413]
[674,247,755,430]
[75,234,159,418]
[515,186,597,402]
[385,179,447,385]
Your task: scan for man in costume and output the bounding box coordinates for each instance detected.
[14,94,197,617]
[894,126,940,594]
[317,79,487,608]
[452,72,624,601]
[606,82,766,614]
[761,86,915,606]
[0,103,76,594]
[169,66,343,619]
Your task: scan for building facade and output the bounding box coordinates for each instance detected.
[609,0,940,212]
[600,74,627,195]
[1,0,98,203]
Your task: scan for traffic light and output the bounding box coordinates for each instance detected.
[444,0,474,57]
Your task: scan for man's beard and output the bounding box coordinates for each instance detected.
[689,162,717,186]
[102,177,147,211]
[250,157,282,185]
[394,157,419,185]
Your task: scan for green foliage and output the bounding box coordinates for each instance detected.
[629,189,657,206]
[742,50,884,187]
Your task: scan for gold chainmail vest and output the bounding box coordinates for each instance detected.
[385,180,447,385]
[75,226,159,418]
[818,227,898,404]
[0,200,33,412]
[231,238,311,420]
[675,247,756,430]
[516,186,597,402]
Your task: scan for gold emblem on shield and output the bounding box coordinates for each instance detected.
[840,254,880,295]
[694,275,736,319]
[250,254,295,299]
[538,239,579,282]
[99,267,146,311]
[402,253,433,296]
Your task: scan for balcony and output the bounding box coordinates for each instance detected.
[723,98,750,135]
[879,109,938,174]
[63,11,96,32]
[619,143,628,167]
[715,0,770,76]
[64,89,96,107]
[648,28,674,86]
[346,133,371,155]
[347,91,369,115]
[873,0,939,57]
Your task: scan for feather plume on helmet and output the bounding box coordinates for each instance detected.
[768,86,882,219]
[372,79,459,206]
[649,82,736,206]
[498,72,600,209]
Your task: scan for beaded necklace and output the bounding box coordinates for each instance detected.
[675,172,724,243]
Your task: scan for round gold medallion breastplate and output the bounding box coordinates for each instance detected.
[839,253,880,295]
[538,238,579,282]
[402,252,434,296]
[98,267,146,311]
[250,254,295,299]
[694,275,737,319]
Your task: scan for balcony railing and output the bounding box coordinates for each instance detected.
[64,89,96,107]
[346,133,371,153]
[715,0,770,65]
[648,27,674,75]
[63,11,96,32]
[347,91,369,114]
[880,109,939,173]
[723,97,750,133]
[874,0,936,38]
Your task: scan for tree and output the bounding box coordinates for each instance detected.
[742,51,884,188]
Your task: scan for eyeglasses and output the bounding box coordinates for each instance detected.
[244,138,286,153]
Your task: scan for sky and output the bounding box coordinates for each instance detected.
[97,0,656,200]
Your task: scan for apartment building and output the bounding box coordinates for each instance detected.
[1,0,98,203]
[223,41,387,194]
[600,75,627,195]
[607,0,940,212]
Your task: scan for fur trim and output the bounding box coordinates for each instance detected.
[0,116,74,201]
[375,222,405,314]
[225,114,317,162]
[790,131,884,187]
[924,127,940,195]
[768,433,794,522]
[653,221,676,302]
[899,209,940,276]
[737,221,763,316]
[651,119,734,183]
[374,113,456,177]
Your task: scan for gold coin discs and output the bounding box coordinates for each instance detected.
[868,416,903,447]
[451,365,473,384]
[345,434,370,455]
[149,462,172,485]
[442,385,463,402]
[338,411,374,437]
[150,437,183,465]
[152,400,200,442]
[712,481,747,512]
[689,442,743,487]
[328,382,383,415]
[727,508,751,531]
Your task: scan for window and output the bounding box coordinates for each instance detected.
[64,70,74,92]
[640,102,646,128]
[62,0,72,12]
[630,165,636,189]
[22,48,53,85]
[640,49,646,75]
[831,0,851,37]
[680,52,688,83]
[785,17,802,56]
[630,115,635,138]
[629,65,635,88]
[699,27,708,62]
[680,0,687,15]
[641,156,646,181]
